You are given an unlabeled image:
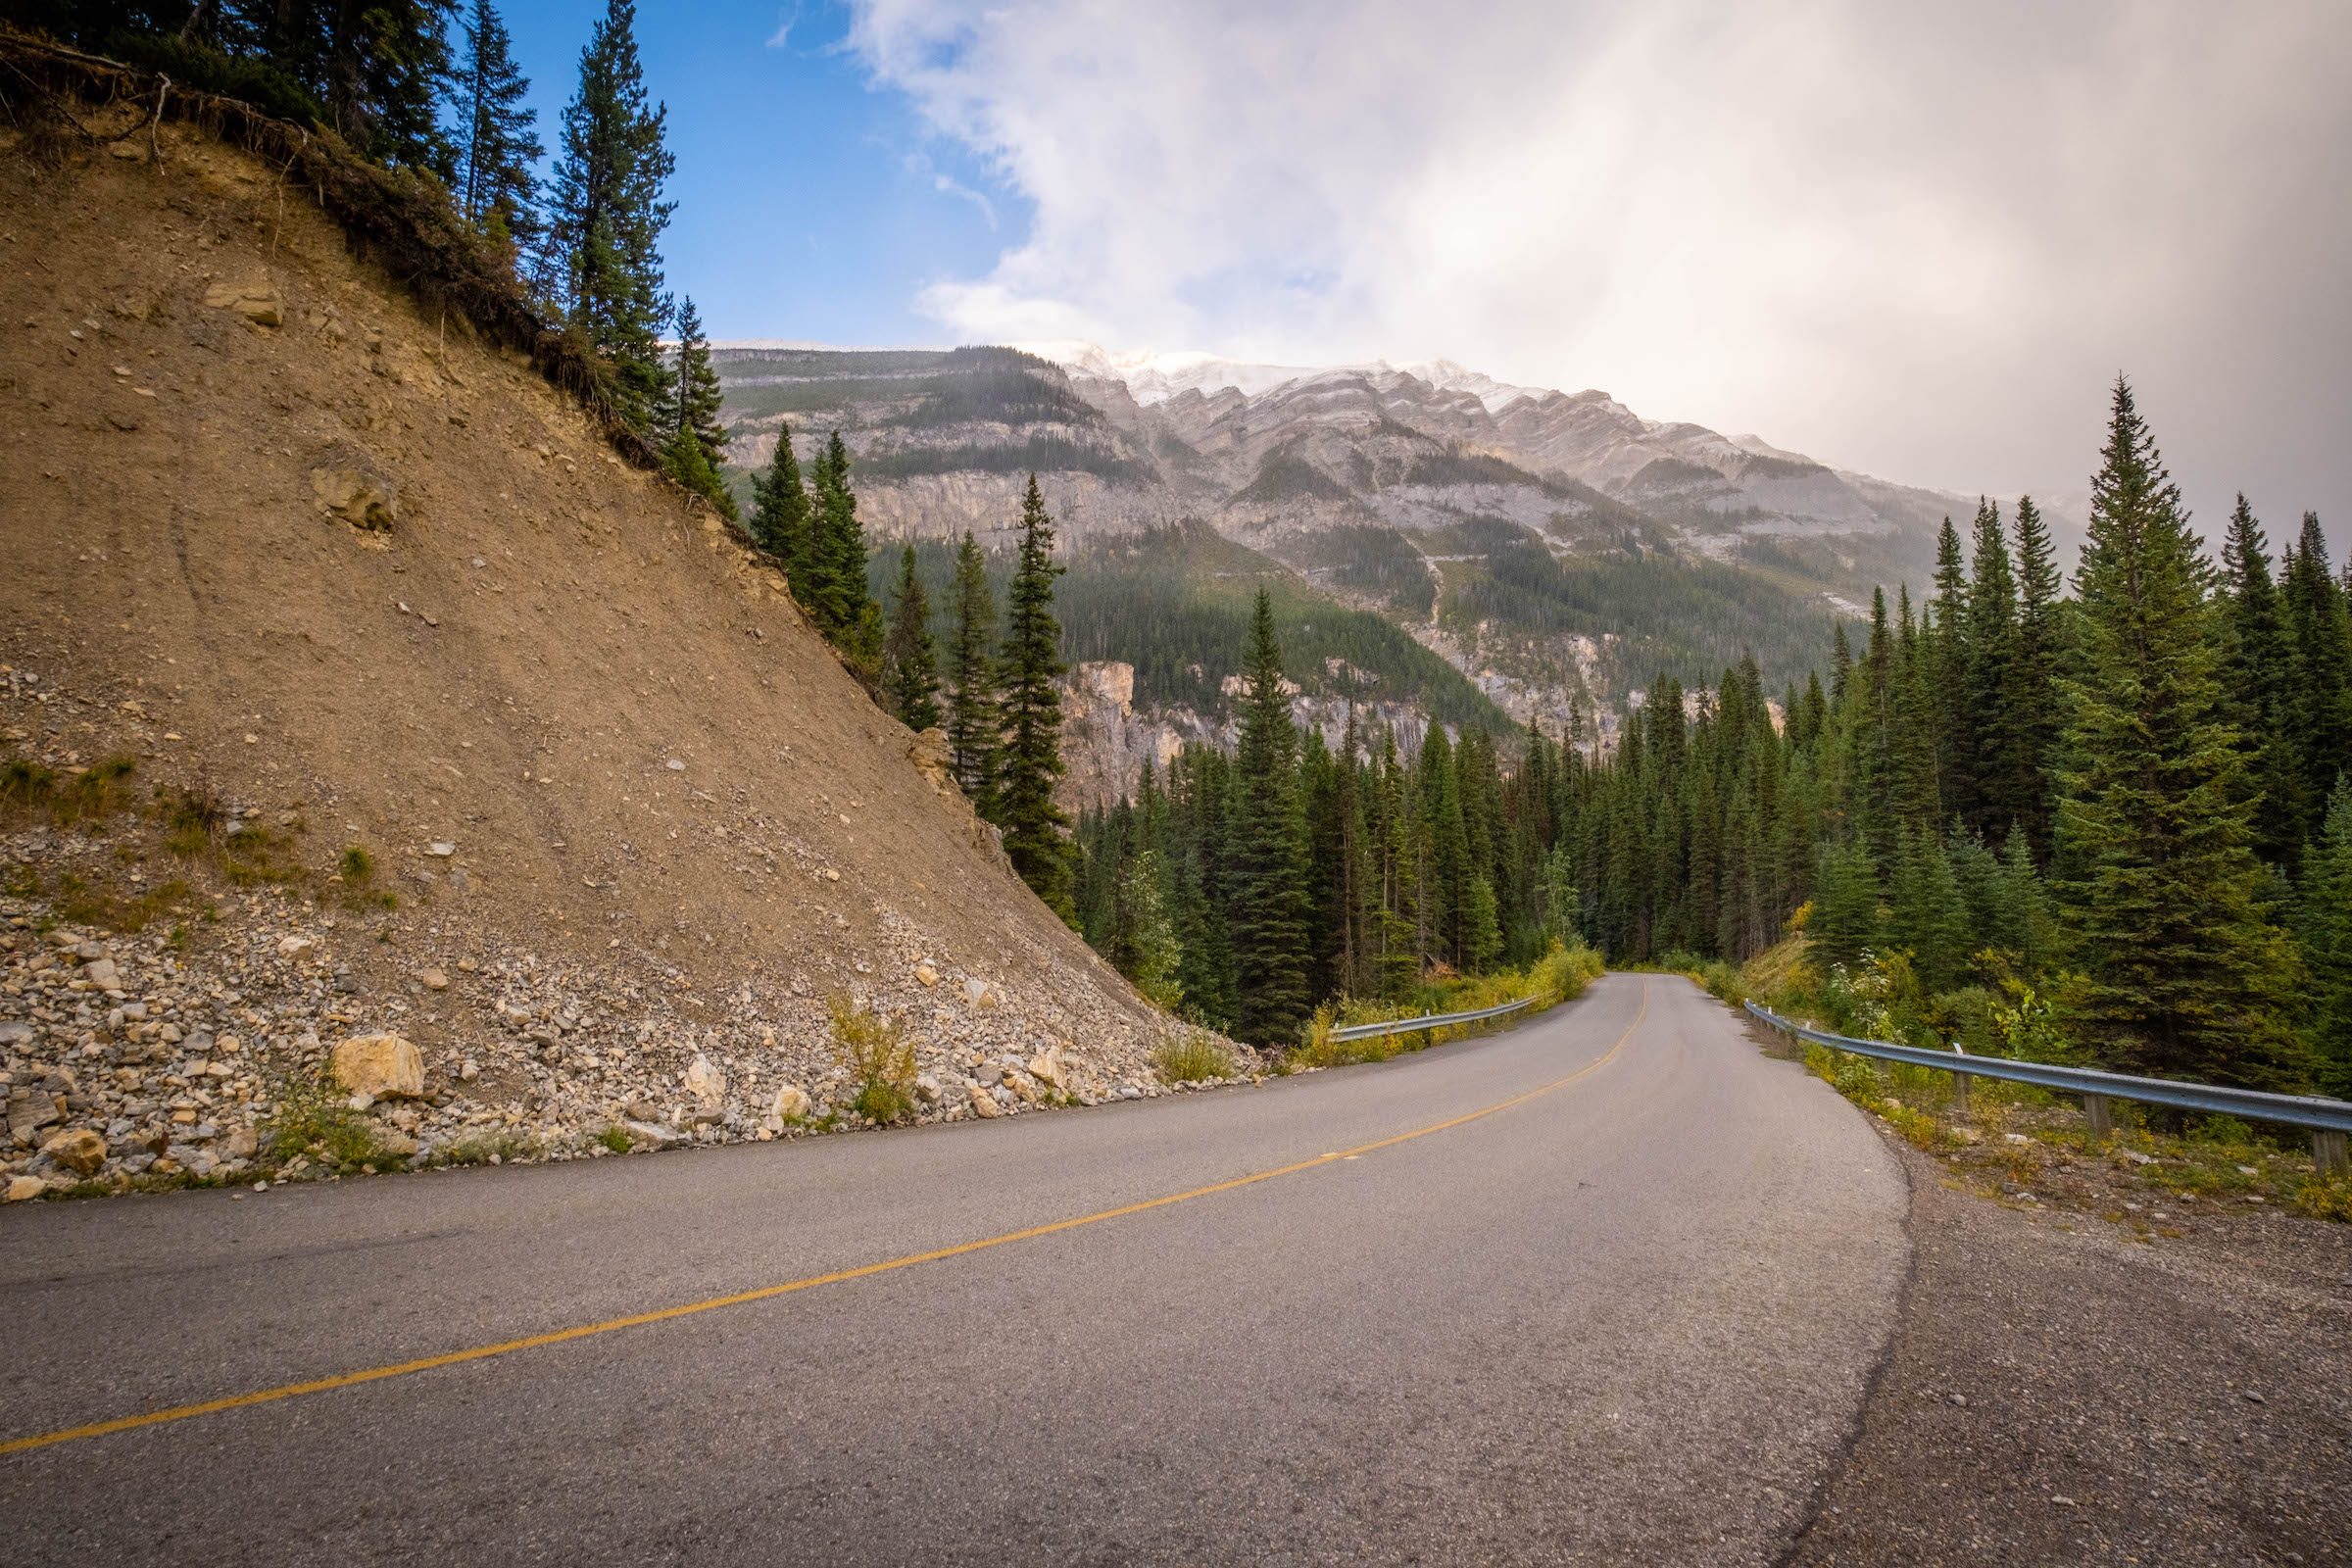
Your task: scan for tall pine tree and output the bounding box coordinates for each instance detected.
[1229,590,1312,1043]
[2052,379,2304,1088]
[946,532,1000,810]
[995,477,1074,919]
[546,0,675,432]
[882,546,942,732]
[748,423,811,575]
[452,0,541,250]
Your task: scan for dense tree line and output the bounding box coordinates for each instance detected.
[1075,382,2352,1094]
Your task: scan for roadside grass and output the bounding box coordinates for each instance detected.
[1152,1028,1236,1084]
[827,995,919,1124]
[1697,936,2351,1226]
[263,1073,396,1171]
[1293,941,1604,1068]
[596,1124,634,1154]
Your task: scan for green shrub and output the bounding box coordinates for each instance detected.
[263,1074,390,1167]
[597,1125,634,1153]
[1152,1029,1236,1083]
[827,995,918,1123]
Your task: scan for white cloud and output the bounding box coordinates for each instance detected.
[845,0,2352,531]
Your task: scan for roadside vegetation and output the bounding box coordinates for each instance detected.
[1293,941,1603,1068]
[1665,929,2352,1226]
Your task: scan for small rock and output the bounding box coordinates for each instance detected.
[460,1059,480,1082]
[683,1054,727,1102]
[2004,1133,2031,1144]
[8,1089,61,1139]
[622,1119,678,1149]
[225,1125,259,1159]
[277,935,315,958]
[418,968,449,991]
[1947,1393,1967,1407]
[109,140,145,160]
[914,962,939,988]
[967,1083,1001,1119]
[203,275,283,327]
[5,1175,45,1202]
[771,1084,810,1121]
[81,957,121,990]
[426,843,456,858]
[331,1033,424,1100]
[373,1130,420,1157]
[309,466,395,529]
[1027,1048,1066,1090]
[2242,1390,2266,1404]
[2050,1495,2075,1507]
[39,1127,107,1176]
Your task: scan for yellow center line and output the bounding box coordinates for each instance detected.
[3,978,1649,1458]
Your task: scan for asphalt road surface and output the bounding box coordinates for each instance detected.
[1,974,1910,1564]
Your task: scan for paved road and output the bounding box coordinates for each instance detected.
[1,974,1909,1564]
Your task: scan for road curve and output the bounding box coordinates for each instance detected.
[0,974,1908,1565]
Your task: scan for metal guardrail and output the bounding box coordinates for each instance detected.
[1327,996,1536,1044]
[1745,1000,2352,1173]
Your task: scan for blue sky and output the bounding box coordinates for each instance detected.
[497,0,1014,345]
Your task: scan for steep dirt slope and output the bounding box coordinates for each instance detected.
[0,99,1198,1193]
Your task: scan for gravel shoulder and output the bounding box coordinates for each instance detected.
[1788,1126,2352,1567]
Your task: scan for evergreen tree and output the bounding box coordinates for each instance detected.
[995,476,1074,919]
[452,0,540,249]
[882,546,941,732]
[2052,379,2304,1088]
[659,299,734,517]
[806,433,881,666]
[2282,512,2352,838]
[946,532,1001,809]
[1812,841,1882,973]
[2217,494,2304,862]
[747,423,811,574]
[2007,494,2066,860]
[1228,589,1312,1043]
[2297,781,2352,1096]
[546,0,675,431]
[667,297,727,460]
[1963,498,2020,841]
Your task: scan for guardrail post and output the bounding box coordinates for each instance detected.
[2317,1129,2350,1179]
[1950,1070,1971,1116]
[2082,1093,2112,1143]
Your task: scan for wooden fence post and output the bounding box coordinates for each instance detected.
[2316,1129,2350,1179]
[2082,1093,2112,1143]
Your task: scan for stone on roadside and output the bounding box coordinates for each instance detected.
[1027,1047,1065,1090]
[331,1033,424,1100]
[40,1127,107,1176]
[225,1125,259,1159]
[277,935,315,958]
[5,1175,46,1202]
[684,1054,726,1102]
[771,1084,810,1121]
[418,968,449,991]
[967,1082,1001,1119]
